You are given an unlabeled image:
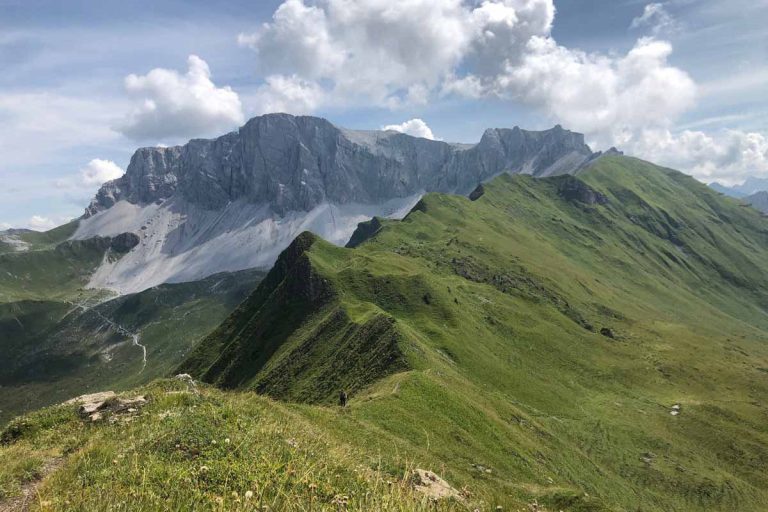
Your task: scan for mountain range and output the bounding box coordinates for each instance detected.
[0,115,611,422]
[2,116,768,511]
[76,114,616,294]
[709,176,768,198]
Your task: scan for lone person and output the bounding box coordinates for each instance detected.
[339,389,348,408]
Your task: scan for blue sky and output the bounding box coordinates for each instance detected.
[1,0,766,230]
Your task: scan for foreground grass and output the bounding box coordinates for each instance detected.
[0,380,478,512]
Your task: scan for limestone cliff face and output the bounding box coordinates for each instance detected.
[86,114,599,217]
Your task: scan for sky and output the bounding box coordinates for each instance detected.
[1,0,766,230]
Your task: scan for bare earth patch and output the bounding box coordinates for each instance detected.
[0,457,64,512]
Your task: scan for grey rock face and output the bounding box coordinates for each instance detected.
[556,176,609,205]
[110,232,141,253]
[86,114,599,217]
[345,217,384,249]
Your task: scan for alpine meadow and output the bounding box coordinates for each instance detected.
[2,1,768,511]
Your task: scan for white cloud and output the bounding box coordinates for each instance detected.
[492,36,697,148]
[243,1,695,150]
[383,119,438,140]
[54,159,124,192]
[0,222,11,231]
[626,128,768,184]
[239,0,481,109]
[118,55,244,141]
[80,159,124,187]
[631,3,679,36]
[28,215,57,231]
[251,74,325,115]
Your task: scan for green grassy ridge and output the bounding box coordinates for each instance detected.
[0,238,110,303]
[179,234,409,403]
[179,156,768,510]
[0,221,79,256]
[0,269,264,424]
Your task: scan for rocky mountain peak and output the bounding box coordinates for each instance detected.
[85,114,600,218]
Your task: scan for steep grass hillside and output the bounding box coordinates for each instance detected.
[179,156,768,510]
[0,269,264,424]
[3,156,768,511]
[0,380,461,511]
[0,222,79,256]
[0,224,264,423]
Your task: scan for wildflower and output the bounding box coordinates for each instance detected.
[331,494,350,507]
[245,491,254,500]
[200,465,209,472]
[224,438,231,444]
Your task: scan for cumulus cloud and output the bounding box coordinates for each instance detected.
[242,1,694,146]
[241,0,765,181]
[54,159,124,192]
[383,119,437,140]
[239,0,476,108]
[80,159,124,187]
[492,36,696,148]
[28,215,57,231]
[251,75,325,115]
[626,129,768,184]
[118,55,244,141]
[0,222,11,231]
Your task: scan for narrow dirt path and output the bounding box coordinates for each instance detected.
[0,457,64,512]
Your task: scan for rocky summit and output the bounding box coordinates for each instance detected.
[75,114,607,294]
[86,114,600,217]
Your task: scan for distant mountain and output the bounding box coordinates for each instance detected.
[745,190,768,213]
[77,114,611,294]
[709,182,746,198]
[709,176,768,198]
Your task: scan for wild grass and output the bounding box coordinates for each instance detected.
[1,381,470,511]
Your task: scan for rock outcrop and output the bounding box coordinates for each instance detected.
[65,391,147,422]
[411,469,463,502]
[345,217,384,248]
[557,176,609,205]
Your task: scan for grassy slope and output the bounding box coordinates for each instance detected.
[1,381,455,511]
[0,221,265,422]
[0,238,112,303]
[182,156,768,511]
[4,156,768,510]
[0,221,79,256]
[0,269,264,424]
